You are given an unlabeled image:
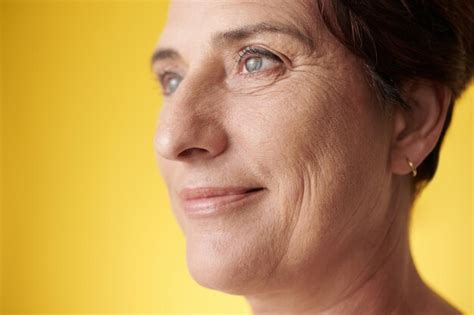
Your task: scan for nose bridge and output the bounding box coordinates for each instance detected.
[154,66,228,162]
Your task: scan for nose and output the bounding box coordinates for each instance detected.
[154,83,228,162]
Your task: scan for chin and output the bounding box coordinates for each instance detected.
[184,235,274,295]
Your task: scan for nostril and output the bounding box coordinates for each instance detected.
[154,119,228,161]
[178,147,209,159]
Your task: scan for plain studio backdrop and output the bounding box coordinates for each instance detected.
[1,0,472,313]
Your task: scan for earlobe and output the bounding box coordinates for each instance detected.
[389,80,452,177]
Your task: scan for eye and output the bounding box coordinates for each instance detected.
[237,46,283,75]
[158,71,182,96]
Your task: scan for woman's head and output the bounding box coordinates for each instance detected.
[152,0,472,302]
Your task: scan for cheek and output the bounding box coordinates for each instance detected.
[228,69,390,262]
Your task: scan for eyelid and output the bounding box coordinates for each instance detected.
[237,46,280,60]
[158,70,175,83]
[236,46,281,64]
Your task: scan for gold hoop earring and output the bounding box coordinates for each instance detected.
[406,157,417,177]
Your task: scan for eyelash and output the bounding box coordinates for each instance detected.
[236,46,283,77]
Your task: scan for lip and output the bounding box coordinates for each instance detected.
[179,186,265,217]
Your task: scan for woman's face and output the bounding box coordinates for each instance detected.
[153,0,394,295]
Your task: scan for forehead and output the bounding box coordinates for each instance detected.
[156,0,317,53]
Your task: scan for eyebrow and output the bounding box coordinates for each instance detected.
[150,22,315,67]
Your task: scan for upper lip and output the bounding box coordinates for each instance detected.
[179,186,264,201]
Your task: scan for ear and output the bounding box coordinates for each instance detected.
[390,80,452,176]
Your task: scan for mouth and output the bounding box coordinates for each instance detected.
[179,186,265,217]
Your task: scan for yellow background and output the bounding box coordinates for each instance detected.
[0,0,472,313]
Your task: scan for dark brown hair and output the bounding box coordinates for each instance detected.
[315,0,474,195]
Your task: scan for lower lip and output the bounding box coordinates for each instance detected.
[182,189,265,217]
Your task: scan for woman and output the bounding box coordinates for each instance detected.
[151,0,473,314]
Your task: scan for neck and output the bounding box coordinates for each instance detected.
[245,178,440,315]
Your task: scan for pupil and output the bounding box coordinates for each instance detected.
[245,57,262,73]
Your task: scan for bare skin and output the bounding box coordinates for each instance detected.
[152,1,460,314]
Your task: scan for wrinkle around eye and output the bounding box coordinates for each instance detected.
[226,68,292,97]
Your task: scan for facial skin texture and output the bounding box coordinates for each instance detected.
[153,1,457,314]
